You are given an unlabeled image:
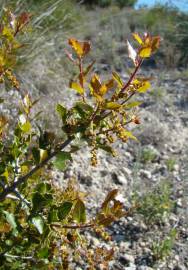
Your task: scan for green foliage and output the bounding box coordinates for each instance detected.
[140,146,157,164]
[133,182,174,225]
[79,0,136,8]
[0,9,161,269]
[166,158,176,172]
[152,228,177,261]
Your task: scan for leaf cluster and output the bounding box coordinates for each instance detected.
[0,9,160,269]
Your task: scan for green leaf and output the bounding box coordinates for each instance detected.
[35,183,52,194]
[20,121,31,133]
[3,211,17,231]
[73,199,86,223]
[38,247,49,259]
[74,101,93,117]
[32,147,40,164]
[105,102,121,110]
[53,151,72,171]
[0,98,4,103]
[97,143,114,155]
[56,104,67,123]
[112,71,123,87]
[32,216,44,234]
[58,201,73,220]
[48,208,59,223]
[124,101,142,109]
[32,192,53,212]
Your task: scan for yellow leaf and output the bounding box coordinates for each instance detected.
[68,38,91,58]
[132,33,143,45]
[99,84,107,96]
[2,26,14,41]
[139,47,152,58]
[2,169,8,180]
[40,149,48,163]
[90,74,101,92]
[105,102,121,110]
[20,121,31,133]
[137,81,151,93]
[70,81,84,95]
[122,130,138,141]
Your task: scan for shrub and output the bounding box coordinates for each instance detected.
[0,9,160,269]
[132,182,174,225]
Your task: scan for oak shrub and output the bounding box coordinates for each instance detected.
[0,9,160,269]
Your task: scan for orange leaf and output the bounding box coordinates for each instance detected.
[68,38,91,58]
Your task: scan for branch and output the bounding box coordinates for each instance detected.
[52,222,95,229]
[0,137,74,202]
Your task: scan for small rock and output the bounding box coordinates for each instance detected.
[119,254,135,265]
[112,172,127,186]
[139,169,152,180]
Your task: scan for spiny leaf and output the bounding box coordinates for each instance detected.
[73,199,86,223]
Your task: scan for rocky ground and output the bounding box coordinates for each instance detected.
[49,68,188,270]
[1,40,188,270]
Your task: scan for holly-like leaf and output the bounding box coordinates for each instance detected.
[70,81,84,95]
[32,216,44,234]
[73,199,86,223]
[53,151,72,171]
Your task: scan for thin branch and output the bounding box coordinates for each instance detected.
[4,253,33,260]
[52,222,95,229]
[0,137,74,202]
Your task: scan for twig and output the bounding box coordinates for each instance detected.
[52,222,95,229]
[0,137,74,202]
[4,253,33,260]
